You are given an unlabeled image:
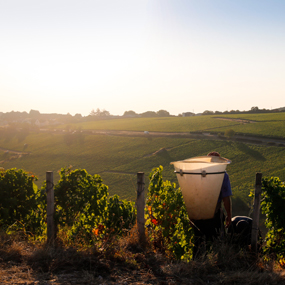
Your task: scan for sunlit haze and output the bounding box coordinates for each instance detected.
[1,0,285,116]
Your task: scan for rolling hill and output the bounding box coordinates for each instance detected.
[1,113,285,217]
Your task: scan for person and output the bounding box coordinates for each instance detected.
[227,216,253,248]
[191,151,232,258]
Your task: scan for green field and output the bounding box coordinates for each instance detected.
[1,112,285,218]
[57,116,239,133]
[56,112,285,138]
[213,114,285,138]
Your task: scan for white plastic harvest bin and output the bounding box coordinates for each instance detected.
[171,156,231,220]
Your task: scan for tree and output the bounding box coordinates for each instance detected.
[29,109,40,118]
[63,113,73,123]
[157,110,170,117]
[140,111,157,117]
[100,109,110,116]
[203,110,214,115]
[90,108,110,116]
[74,113,82,119]
[89,108,99,116]
[123,110,138,117]
[251,106,259,112]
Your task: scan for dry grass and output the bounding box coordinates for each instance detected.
[0,228,285,284]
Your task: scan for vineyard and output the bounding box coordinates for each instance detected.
[1,112,285,282]
[1,128,285,207]
[57,113,285,138]
[1,166,285,283]
[1,115,285,236]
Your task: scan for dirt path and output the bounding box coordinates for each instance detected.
[214,117,256,124]
[0,147,30,155]
[85,129,285,147]
[30,127,285,145]
[0,148,30,164]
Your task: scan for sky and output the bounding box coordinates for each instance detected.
[1,0,285,116]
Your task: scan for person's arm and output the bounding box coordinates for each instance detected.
[223,196,232,228]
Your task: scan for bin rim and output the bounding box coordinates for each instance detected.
[170,155,231,165]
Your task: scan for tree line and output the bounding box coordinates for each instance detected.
[1,106,284,126]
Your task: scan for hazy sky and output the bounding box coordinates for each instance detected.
[1,0,285,116]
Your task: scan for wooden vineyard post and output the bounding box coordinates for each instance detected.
[137,172,146,245]
[46,171,55,245]
[251,172,262,253]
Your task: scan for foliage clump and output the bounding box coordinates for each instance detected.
[52,168,137,244]
[0,168,42,235]
[261,176,285,265]
[145,166,193,260]
[0,167,136,244]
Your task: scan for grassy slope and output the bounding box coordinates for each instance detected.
[58,116,237,132]
[1,113,285,216]
[212,112,285,138]
[0,133,188,198]
[58,112,285,138]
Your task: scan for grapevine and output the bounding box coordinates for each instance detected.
[261,176,285,262]
[146,166,194,260]
[53,167,136,244]
[0,168,44,235]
